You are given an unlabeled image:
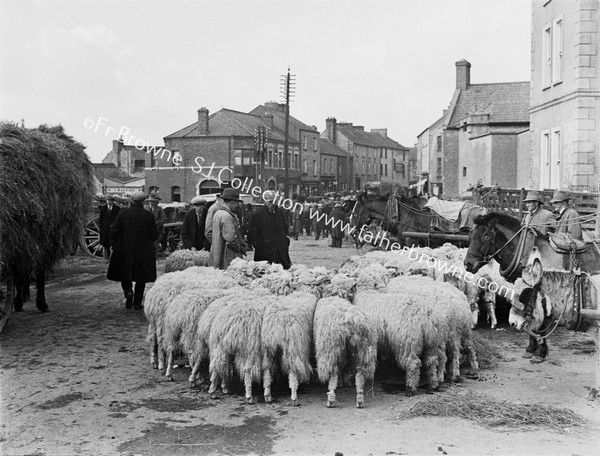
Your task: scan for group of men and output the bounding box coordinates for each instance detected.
[102,189,292,310]
[522,189,583,240]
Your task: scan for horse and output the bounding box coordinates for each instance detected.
[464,211,600,363]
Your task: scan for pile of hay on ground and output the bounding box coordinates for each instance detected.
[0,122,93,270]
[464,332,503,370]
[404,390,585,432]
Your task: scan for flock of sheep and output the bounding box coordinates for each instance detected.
[144,244,508,408]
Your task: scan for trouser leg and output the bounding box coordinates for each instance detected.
[133,282,146,307]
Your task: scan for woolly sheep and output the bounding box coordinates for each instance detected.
[313,296,377,408]
[261,292,318,405]
[144,267,237,371]
[384,276,479,382]
[164,249,210,273]
[224,258,270,286]
[188,287,271,388]
[208,293,280,404]
[354,290,443,396]
[161,287,243,381]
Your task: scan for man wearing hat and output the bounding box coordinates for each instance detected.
[181,195,211,251]
[99,195,120,262]
[204,193,227,245]
[107,192,159,310]
[522,191,556,236]
[330,202,347,247]
[247,191,292,269]
[147,194,167,255]
[550,190,582,240]
[209,188,246,269]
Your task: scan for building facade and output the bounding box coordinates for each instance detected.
[322,118,410,190]
[417,60,530,197]
[528,0,600,191]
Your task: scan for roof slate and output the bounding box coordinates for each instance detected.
[318,138,351,157]
[164,109,287,141]
[448,82,530,128]
[337,124,407,149]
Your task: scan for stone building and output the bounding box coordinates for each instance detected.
[322,118,410,190]
[417,60,530,197]
[526,0,600,191]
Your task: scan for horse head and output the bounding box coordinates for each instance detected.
[464,211,524,278]
[508,282,552,333]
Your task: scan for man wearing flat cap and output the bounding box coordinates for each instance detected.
[550,190,582,240]
[99,195,120,262]
[522,191,556,236]
[248,190,292,269]
[107,192,158,310]
[209,188,246,269]
[181,195,211,251]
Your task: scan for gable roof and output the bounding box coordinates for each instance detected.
[249,103,317,142]
[318,138,351,157]
[337,124,407,149]
[164,108,287,141]
[447,82,530,128]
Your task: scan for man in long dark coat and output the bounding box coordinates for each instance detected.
[99,195,120,262]
[330,203,346,248]
[248,191,292,269]
[180,195,211,250]
[107,192,158,310]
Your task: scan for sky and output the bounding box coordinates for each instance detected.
[1,0,532,163]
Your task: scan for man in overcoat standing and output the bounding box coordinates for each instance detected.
[107,191,158,310]
[248,191,292,269]
[99,195,120,262]
[181,195,210,250]
[209,188,246,269]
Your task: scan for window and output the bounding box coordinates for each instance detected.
[302,158,307,174]
[268,149,273,168]
[242,151,252,166]
[540,130,551,188]
[133,159,145,172]
[171,186,181,202]
[463,167,467,177]
[199,179,220,195]
[552,17,563,84]
[148,186,159,195]
[436,136,442,152]
[384,164,388,176]
[234,150,242,166]
[303,136,307,150]
[542,23,552,87]
[437,157,442,176]
[313,159,317,176]
[551,128,561,188]
[380,164,383,175]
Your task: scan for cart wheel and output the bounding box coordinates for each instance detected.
[0,264,15,333]
[82,216,104,258]
[166,230,181,252]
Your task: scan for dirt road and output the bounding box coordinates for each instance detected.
[1,236,598,456]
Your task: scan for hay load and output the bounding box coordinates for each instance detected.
[0,123,93,314]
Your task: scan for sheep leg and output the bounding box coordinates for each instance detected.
[355,371,365,409]
[221,378,229,395]
[263,368,273,403]
[189,358,200,387]
[165,350,174,381]
[437,344,448,386]
[244,369,254,405]
[148,324,158,369]
[208,370,219,398]
[463,338,479,374]
[447,340,461,382]
[403,354,421,397]
[327,371,338,408]
[289,371,300,406]
[485,298,497,329]
[424,353,439,393]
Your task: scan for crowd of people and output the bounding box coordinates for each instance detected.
[98,187,583,311]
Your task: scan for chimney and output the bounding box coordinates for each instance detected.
[455,59,471,90]
[198,107,209,135]
[262,112,274,131]
[371,128,388,137]
[326,117,337,144]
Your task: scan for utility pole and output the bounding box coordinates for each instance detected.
[280,67,295,198]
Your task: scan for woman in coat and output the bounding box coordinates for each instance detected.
[291,204,303,240]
